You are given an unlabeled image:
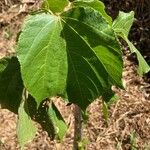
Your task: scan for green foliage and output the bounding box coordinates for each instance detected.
[0,57,23,113]
[124,37,150,75]
[102,100,109,123]
[17,100,37,149]
[113,11,134,37]
[62,7,123,109]
[42,0,69,13]
[112,11,150,75]
[17,6,123,110]
[78,137,89,150]
[73,0,112,25]
[17,14,68,106]
[0,0,149,148]
[47,102,67,140]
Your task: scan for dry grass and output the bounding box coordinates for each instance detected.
[0,0,150,149]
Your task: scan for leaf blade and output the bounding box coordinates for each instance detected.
[43,0,69,13]
[124,37,150,75]
[48,102,67,140]
[112,11,134,37]
[17,14,68,105]
[0,57,23,113]
[113,11,150,75]
[61,7,123,109]
[73,0,112,25]
[17,100,37,149]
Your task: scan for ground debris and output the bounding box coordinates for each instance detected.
[0,0,150,149]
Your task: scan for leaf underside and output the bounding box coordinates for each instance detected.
[17,7,123,110]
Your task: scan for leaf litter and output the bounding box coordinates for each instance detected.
[0,0,150,149]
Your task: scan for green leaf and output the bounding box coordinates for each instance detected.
[102,88,115,102]
[17,7,123,110]
[106,94,119,106]
[113,11,150,75]
[17,100,37,149]
[35,100,56,139]
[47,102,67,140]
[73,0,112,25]
[42,0,69,13]
[102,100,109,122]
[112,11,134,37]
[17,14,68,106]
[124,37,150,75]
[61,7,123,109]
[0,57,23,113]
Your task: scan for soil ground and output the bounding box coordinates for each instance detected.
[0,0,150,150]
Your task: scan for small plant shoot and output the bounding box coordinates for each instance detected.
[0,0,149,149]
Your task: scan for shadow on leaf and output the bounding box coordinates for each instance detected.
[0,56,24,113]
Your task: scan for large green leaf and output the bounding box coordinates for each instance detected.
[73,0,112,25]
[17,7,123,110]
[47,102,67,140]
[42,0,69,13]
[17,14,68,106]
[17,100,37,149]
[0,57,23,113]
[61,7,123,109]
[113,11,150,75]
